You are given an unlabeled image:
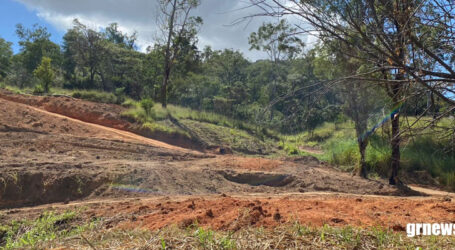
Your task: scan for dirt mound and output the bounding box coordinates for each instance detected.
[13,194,447,232]
[0,89,201,150]
[0,90,128,129]
[0,170,108,208]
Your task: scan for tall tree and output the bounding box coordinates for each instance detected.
[0,37,13,80]
[157,0,202,108]
[33,56,55,93]
[249,0,455,185]
[104,23,137,50]
[249,19,304,121]
[63,19,105,89]
[15,24,61,74]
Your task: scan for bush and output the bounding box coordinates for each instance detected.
[33,57,54,93]
[140,98,155,119]
[33,84,45,95]
[114,87,126,104]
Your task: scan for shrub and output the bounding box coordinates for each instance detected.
[114,87,126,104]
[33,84,45,95]
[140,98,155,119]
[33,57,54,93]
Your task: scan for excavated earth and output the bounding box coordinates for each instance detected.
[1,89,453,232]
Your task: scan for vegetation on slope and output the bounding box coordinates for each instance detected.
[1,210,453,249]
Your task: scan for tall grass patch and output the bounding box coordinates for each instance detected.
[401,136,455,190]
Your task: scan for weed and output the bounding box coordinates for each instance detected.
[0,210,93,249]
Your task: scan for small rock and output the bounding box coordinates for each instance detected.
[331,218,345,224]
[188,201,195,210]
[273,210,281,221]
[205,209,214,218]
[392,224,405,232]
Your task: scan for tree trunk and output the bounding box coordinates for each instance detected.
[389,111,400,185]
[161,0,177,108]
[161,68,170,108]
[90,69,95,87]
[357,138,368,178]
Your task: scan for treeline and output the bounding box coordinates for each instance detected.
[0,18,448,134]
[1,0,454,185]
[0,19,343,132]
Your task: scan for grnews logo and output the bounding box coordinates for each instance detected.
[407,223,455,237]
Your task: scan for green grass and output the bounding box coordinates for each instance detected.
[0,210,95,249]
[12,220,455,249]
[181,120,274,154]
[71,90,120,104]
[282,117,455,190]
[120,100,279,154]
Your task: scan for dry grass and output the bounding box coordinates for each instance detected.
[10,216,454,249]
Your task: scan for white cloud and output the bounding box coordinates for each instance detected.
[14,0,313,60]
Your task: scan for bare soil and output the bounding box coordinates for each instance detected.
[1,91,451,232]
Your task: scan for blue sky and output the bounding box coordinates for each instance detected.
[0,0,313,60]
[0,0,64,53]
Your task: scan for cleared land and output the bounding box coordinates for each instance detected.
[1,89,454,249]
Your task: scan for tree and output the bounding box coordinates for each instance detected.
[15,24,61,74]
[249,19,304,63]
[157,0,202,108]
[248,0,455,185]
[33,57,55,93]
[0,37,13,80]
[62,19,105,89]
[249,19,304,121]
[104,23,137,50]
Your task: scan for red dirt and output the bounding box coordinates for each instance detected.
[2,90,453,233]
[110,195,455,231]
[0,89,201,150]
[5,194,454,233]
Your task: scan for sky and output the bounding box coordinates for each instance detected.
[0,0,315,61]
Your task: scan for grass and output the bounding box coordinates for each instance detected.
[121,100,279,154]
[0,210,96,249]
[6,217,454,249]
[281,117,455,190]
[71,90,120,104]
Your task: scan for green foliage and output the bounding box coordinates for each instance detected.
[301,118,455,190]
[23,223,455,249]
[72,90,118,104]
[0,37,13,80]
[33,56,54,93]
[15,24,62,75]
[195,227,215,247]
[402,136,455,189]
[33,84,45,95]
[142,122,190,139]
[0,210,94,249]
[140,98,155,119]
[114,87,126,104]
[249,19,304,61]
